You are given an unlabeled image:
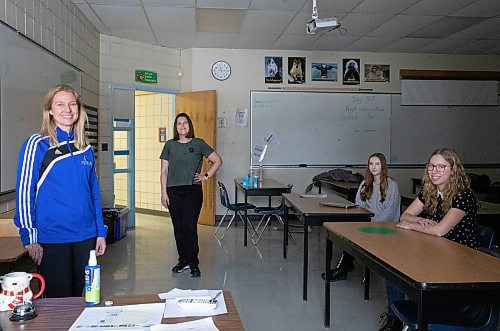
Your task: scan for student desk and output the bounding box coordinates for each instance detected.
[282,193,374,301]
[323,222,500,330]
[234,178,291,247]
[0,292,244,331]
[314,179,360,202]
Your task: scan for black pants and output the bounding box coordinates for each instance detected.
[167,185,203,267]
[39,237,96,298]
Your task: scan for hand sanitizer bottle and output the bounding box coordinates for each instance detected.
[85,250,100,306]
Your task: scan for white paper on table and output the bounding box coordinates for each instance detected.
[150,317,219,331]
[158,289,227,318]
[68,303,166,331]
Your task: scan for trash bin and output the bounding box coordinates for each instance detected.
[102,209,118,244]
[115,207,129,241]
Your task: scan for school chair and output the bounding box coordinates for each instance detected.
[252,184,295,245]
[477,224,496,253]
[215,181,256,241]
[391,248,499,331]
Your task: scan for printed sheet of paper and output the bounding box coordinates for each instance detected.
[150,317,219,331]
[68,303,165,331]
[158,289,227,318]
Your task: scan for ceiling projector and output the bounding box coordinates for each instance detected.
[306,17,341,35]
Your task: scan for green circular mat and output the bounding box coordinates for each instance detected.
[358,226,396,234]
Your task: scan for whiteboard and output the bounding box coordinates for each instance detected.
[250,91,391,166]
[0,23,81,194]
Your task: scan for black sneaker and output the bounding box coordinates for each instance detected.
[378,312,403,331]
[190,266,201,278]
[172,261,190,273]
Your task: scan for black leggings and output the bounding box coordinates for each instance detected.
[167,184,203,267]
[39,237,96,298]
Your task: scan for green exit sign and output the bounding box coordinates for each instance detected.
[135,70,157,84]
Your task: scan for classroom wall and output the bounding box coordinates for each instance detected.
[185,48,500,213]
[98,35,181,207]
[0,0,100,213]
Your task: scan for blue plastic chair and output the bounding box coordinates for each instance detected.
[215,181,256,241]
[252,184,295,245]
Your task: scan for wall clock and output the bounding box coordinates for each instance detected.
[211,61,231,81]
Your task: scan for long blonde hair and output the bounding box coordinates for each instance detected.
[422,148,471,214]
[360,153,389,202]
[41,84,88,150]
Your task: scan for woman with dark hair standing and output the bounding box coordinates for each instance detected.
[323,153,401,282]
[160,113,222,277]
[14,84,106,298]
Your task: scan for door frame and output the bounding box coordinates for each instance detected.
[109,83,179,228]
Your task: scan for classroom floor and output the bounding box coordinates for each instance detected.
[100,213,388,331]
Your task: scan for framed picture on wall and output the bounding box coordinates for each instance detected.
[288,57,306,84]
[364,64,390,82]
[342,58,360,85]
[311,62,337,81]
[264,56,283,84]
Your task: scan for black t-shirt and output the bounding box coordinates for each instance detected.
[418,188,478,248]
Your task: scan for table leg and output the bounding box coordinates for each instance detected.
[244,194,248,247]
[363,267,370,301]
[303,219,309,301]
[283,203,288,259]
[324,237,332,327]
[417,302,428,331]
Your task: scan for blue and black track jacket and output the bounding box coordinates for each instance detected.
[14,127,107,246]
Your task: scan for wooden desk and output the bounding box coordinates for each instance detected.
[282,193,374,301]
[0,292,244,331]
[234,178,291,246]
[323,222,500,330]
[314,179,360,202]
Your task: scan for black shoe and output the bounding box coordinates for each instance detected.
[321,263,354,282]
[190,266,201,278]
[378,312,403,331]
[172,261,190,273]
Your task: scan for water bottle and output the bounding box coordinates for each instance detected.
[248,167,254,187]
[258,164,264,183]
[85,250,101,306]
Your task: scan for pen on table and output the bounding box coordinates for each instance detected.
[210,291,222,303]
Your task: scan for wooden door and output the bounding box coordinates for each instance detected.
[176,90,217,226]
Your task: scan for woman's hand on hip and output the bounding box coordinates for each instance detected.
[95,237,106,256]
[25,243,43,265]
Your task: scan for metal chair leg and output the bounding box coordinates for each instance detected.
[277,216,295,245]
[215,209,230,235]
[216,213,237,241]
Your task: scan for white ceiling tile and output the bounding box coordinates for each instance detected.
[91,5,147,29]
[353,0,421,14]
[74,3,111,34]
[418,38,470,54]
[448,18,500,40]
[234,33,280,49]
[87,0,141,4]
[381,37,437,53]
[109,28,156,45]
[250,0,308,11]
[197,8,246,33]
[145,7,196,33]
[197,0,251,9]
[141,0,195,6]
[310,34,359,51]
[368,15,441,38]
[273,34,318,50]
[195,32,239,48]
[403,0,476,15]
[344,36,399,52]
[450,0,500,18]
[155,32,197,49]
[283,11,315,35]
[409,16,484,38]
[310,0,363,13]
[338,13,394,36]
[453,38,500,54]
[240,10,296,34]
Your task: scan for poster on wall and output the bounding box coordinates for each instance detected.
[364,64,390,82]
[288,57,306,84]
[342,58,360,85]
[264,56,283,84]
[311,62,337,81]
